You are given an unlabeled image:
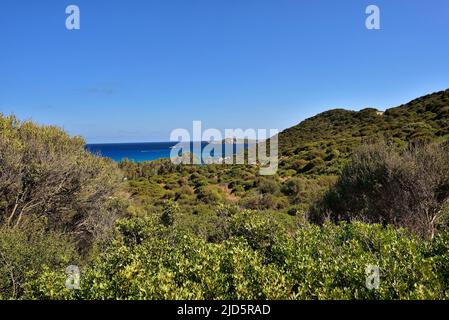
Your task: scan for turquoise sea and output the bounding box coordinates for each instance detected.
[85,142,249,163]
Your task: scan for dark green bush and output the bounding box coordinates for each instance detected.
[313,141,449,238]
[0,218,78,299]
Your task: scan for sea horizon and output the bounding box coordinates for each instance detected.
[85,141,252,163]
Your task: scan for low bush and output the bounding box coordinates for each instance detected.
[24,217,449,300]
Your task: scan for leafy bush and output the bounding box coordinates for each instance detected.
[24,217,449,300]
[0,114,121,245]
[313,141,449,238]
[281,178,303,204]
[0,218,78,299]
[256,178,280,195]
[196,186,223,204]
[275,221,445,299]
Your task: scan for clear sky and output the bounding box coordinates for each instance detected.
[1,0,449,143]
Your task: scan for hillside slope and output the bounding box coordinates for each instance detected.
[277,89,449,175]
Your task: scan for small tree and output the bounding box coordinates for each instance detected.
[160,200,180,227]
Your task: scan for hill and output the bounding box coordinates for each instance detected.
[2,90,449,300]
[277,89,449,175]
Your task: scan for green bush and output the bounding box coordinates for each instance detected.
[196,186,223,204]
[24,217,449,300]
[0,218,78,299]
[274,221,445,299]
[0,114,121,245]
[313,141,449,238]
[256,178,280,195]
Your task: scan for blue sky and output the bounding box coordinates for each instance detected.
[1,0,449,143]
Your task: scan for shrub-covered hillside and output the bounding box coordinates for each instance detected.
[1,89,449,300]
[278,89,449,175]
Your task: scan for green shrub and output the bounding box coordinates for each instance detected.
[0,114,121,245]
[313,141,449,238]
[196,186,223,204]
[256,178,280,195]
[0,218,78,299]
[25,218,449,300]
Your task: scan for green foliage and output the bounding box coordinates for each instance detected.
[4,89,449,300]
[257,178,280,195]
[275,222,446,299]
[313,141,449,238]
[228,210,286,261]
[160,200,180,227]
[25,218,449,300]
[0,218,78,299]
[196,185,223,204]
[278,89,449,175]
[0,114,122,299]
[0,114,122,245]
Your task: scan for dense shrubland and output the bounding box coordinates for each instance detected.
[24,216,449,300]
[1,89,449,300]
[278,89,449,175]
